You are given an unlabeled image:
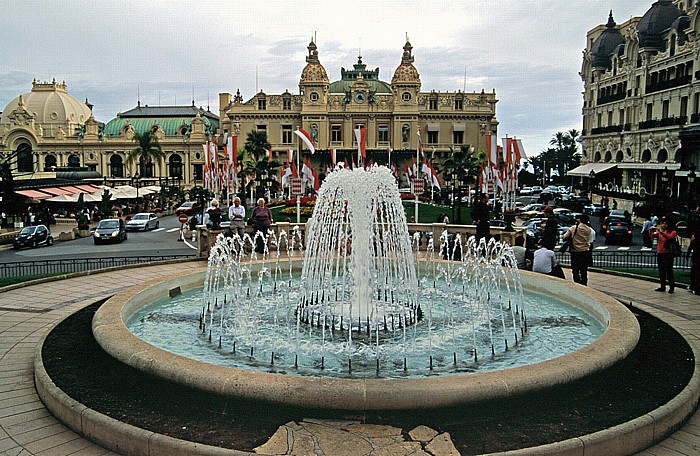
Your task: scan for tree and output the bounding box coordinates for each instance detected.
[240,130,280,201]
[442,145,483,223]
[244,130,271,161]
[127,130,165,177]
[531,130,581,183]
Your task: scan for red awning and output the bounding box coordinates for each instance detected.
[15,189,53,200]
[58,186,87,194]
[74,185,102,193]
[38,187,74,196]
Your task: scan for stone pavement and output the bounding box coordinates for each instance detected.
[0,261,698,455]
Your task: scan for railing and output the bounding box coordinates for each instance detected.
[0,255,194,278]
[556,251,691,270]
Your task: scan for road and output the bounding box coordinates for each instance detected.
[0,214,195,263]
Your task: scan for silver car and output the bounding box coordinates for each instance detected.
[126,213,159,231]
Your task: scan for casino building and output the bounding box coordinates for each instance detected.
[219,39,498,187]
[578,0,700,207]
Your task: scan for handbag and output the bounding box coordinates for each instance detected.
[559,225,578,253]
[668,238,681,257]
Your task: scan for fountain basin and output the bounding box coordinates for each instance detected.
[93,263,640,411]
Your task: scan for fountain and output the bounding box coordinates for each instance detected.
[196,166,530,377]
[93,165,639,411]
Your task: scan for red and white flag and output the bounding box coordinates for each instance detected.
[354,127,367,161]
[330,148,337,165]
[487,133,498,166]
[294,128,315,154]
[312,168,320,191]
[287,148,293,164]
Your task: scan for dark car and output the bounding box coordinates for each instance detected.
[175,201,202,216]
[568,196,592,211]
[93,218,127,245]
[601,216,633,245]
[13,225,53,249]
[583,203,608,216]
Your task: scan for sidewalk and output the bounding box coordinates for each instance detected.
[0,263,698,455]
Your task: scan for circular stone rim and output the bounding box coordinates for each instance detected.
[92,266,640,411]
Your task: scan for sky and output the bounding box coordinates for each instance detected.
[0,0,646,158]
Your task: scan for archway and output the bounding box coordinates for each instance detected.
[68,154,80,168]
[16,143,33,173]
[44,155,57,171]
[168,155,183,178]
[110,155,124,178]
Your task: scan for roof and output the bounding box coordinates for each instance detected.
[103,112,219,137]
[118,105,218,120]
[638,0,683,49]
[591,12,625,69]
[329,56,393,95]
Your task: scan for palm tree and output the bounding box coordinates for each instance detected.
[442,145,483,223]
[244,130,271,161]
[127,130,165,177]
[239,130,280,201]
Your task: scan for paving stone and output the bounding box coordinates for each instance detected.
[370,440,424,455]
[408,425,438,443]
[345,423,403,438]
[424,432,459,456]
[303,422,374,456]
[254,425,290,455]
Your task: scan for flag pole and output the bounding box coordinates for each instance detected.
[415,129,420,223]
[296,127,301,224]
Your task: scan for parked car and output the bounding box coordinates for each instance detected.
[530,185,543,194]
[519,186,533,196]
[520,203,547,219]
[175,201,202,216]
[126,212,159,231]
[583,203,608,216]
[94,218,127,244]
[13,225,53,250]
[601,215,633,245]
[569,196,592,212]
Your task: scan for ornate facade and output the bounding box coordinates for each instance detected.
[219,39,498,185]
[0,79,218,189]
[580,0,699,199]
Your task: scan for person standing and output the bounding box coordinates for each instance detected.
[687,206,700,295]
[641,216,654,248]
[541,206,559,251]
[650,217,677,294]
[562,213,594,286]
[228,197,246,238]
[471,194,490,242]
[251,198,273,253]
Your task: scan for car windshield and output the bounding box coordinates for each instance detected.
[180,202,194,207]
[132,214,148,220]
[19,227,36,235]
[607,217,627,223]
[98,220,119,229]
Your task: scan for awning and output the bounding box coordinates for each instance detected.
[40,187,74,196]
[566,163,617,176]
[15,189,52,200]
[58,186,87,194]
[617,163,681,170]
[452,124,465,131]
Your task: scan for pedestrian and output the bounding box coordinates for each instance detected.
[612,199,618,210]
[687,206,700,295]
[203,200,223,230]
[532,240,565,279]
[228,196,246,238]
[641,216,654,248]
[650,217,677,294]
[251,198,273,254]
[562,213,594,286]
[541,206,558,251]
[471,194,490,243]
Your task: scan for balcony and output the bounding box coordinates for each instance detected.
[645,74,692,94]
[639,116,687,130]
[590,125,624,135]
[596,91,626,105]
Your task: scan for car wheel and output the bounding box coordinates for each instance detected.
[94,239,99,245]
[155,221,159,229]
[47,237,53,246]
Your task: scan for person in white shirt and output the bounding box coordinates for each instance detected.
[533,240,565,279]
[227,197,246,238]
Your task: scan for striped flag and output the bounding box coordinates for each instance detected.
[354,127,367,161]
[294,128,315,154]
[330,148,336,165]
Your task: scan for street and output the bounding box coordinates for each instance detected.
[0,214,195,263]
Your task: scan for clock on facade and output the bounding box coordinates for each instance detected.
[354,90,366,104]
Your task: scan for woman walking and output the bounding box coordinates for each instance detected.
[650,217,677,294]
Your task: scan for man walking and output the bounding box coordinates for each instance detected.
[562,214,594,286]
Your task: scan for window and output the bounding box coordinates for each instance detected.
[662,100,669,119]
[331,124,342,143]
[453,131,464,144]
[681,96,688,118]
[310,92,319,102]
[193,164,203,181]
[454,98,463,110]
[258,98,266,110]
[607,111,613,126]
[427,131,438,144]
[68,154,80,168]
[597,112,602,127]
[169,155,183,178]
[694,93,700,115]
[282,125,293,144]
[44,154,57,172]
[402,92,411,101]
[429,98,438,110]
[377,124,389,144]
[283,97,291,110]
[256,125,267,134]
[646,103,653,121]
[109,155,124,178]
[619,109,625,124]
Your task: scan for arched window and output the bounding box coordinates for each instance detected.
[110,155,124,178]
[594,151,602,162]
[168,155,183,178]
[604,151,612,162]
[139,157,155,178]
[44,154,57,171]
[68,154,80,167]
[615,151,623,163]
[673,149,681,162]
[16,143,33,173]
[641,149,652,163]
[657,148,668,162]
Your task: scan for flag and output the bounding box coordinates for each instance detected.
[421,159,431,176]
[486,133,497,165]
[405,162,413,179]
[287,148,293,164]
[312,168,320,191]
[428,162,441,190]
[232,135,238,166]
[294,128,315,154]
[268,149,273,161]
[330,148,336,165]
[387,147,392,166]
[281,163,292,187]
[227,136,234,163]
[302,159,312,184]
[291,161,299,178]
[354,127,367,160]
[514,138,526,162]
[417,129,423,156]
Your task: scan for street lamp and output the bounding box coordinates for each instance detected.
[631,170,641,214]
[660,166,669,198]
[688,165,696,216]
[588,169,596,202]
[134,173,140,202]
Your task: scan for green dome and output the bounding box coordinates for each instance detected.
[102,105,218,137]
[328,56,393,95]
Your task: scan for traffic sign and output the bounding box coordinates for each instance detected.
[178,213,189,224]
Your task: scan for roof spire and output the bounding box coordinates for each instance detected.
[606,10,616,28]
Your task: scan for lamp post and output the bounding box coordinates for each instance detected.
[631,170,641,214]
[688,165,696,218]
[134,173,140,206]
[588,169,596,202]
[660,166,669,199]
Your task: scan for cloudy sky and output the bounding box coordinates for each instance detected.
[1,0,646,157]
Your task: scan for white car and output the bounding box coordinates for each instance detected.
[126,212,159,231]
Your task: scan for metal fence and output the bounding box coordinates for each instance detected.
[0,254,194,278]
[556,251,692,270]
